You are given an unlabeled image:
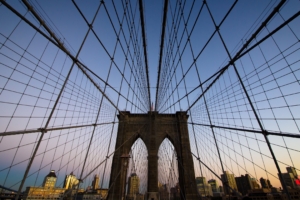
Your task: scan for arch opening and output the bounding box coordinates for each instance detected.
[157,138,180,200]
[126,138,148,198]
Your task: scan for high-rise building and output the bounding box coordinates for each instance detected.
[286,167,298,178]
[235,174,253,195]
[43,170,57,188]
[195,177,206,185]
[195,177,212,196]
[64,172,79,189]
[260,177,272,189]
[280,167,299,189]
[158,183,169,200]
[197,184,212,197]
[221,171,238,195]
[170,183,180,200]
[24,170,65,200]
[208,179,219,193]
[267,179,273,188]
[219,186,223,193]
[281,173,297,189]
[250,178,260,189]
[127,173,140,196]
[92,174,100,190]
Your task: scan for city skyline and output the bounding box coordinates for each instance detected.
[0,0,299,199]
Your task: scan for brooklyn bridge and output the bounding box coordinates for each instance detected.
[0,0,299,199]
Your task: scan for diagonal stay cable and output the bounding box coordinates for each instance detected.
[138,0,151,109]
[155,0,169,111]
[184,1,296,112]
[0,0,127,115]
[80,123,147,181]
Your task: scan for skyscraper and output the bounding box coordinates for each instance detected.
[235,174,253,195]
[64,172,79,189]
[43,170,57,189]
[195,177,206,185]
[208,179,219,193]
[286,167,298,178]
[127,173,140,196]
[280,166,299,189]
[260,177,272,189]
[195,177,212,196]
[24,170,65,200]
[92,174,100,190]
[250,178,260,189]
[221,171,238,195]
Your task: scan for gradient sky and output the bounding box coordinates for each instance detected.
[0,0,299,193]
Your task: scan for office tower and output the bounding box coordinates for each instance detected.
[64,172,79,189]
[281,173,297,189]
[92,174,100,190]
[127,173,140,196]
[195,177,212,196]
[267,179,273,188]
[208,179,219,193]
[279,167,299,189]
[260,177,272,189]
[250,178,260,189]
[43,170,57,188]
[24,170,65,200]
[221,171,238,195]
[286,167,298,178]
[195,177,206,185]
[235,174,253,195]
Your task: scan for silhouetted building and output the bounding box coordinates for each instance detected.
[127,173,139,196]
[267,180,272,188]
[158,183,169,200]
[170,183,180,200]
[251,178,260,189]
[64,172,79,189]
[221,171,238,195]
[280,166,299,189]
[76,188,108,200]
[208,179,219,193]
[260,177,272,189]
[248,188,271,200]
[219,186,223,193]
[196,177,206,185]
[235,174,253,195]
[92,174,100,190]
[287,167,297,177]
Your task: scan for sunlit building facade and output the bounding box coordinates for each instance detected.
[221,171,238,195]
[208,179,219,193]
[64,172,79,189]
[92,174,100,190]
[195,177,212,196]
[127,173,140,197]
[23,170,66,200]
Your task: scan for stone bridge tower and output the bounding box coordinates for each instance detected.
[108,111,198,200]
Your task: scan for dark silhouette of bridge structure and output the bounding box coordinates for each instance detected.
[0,0,299,200]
